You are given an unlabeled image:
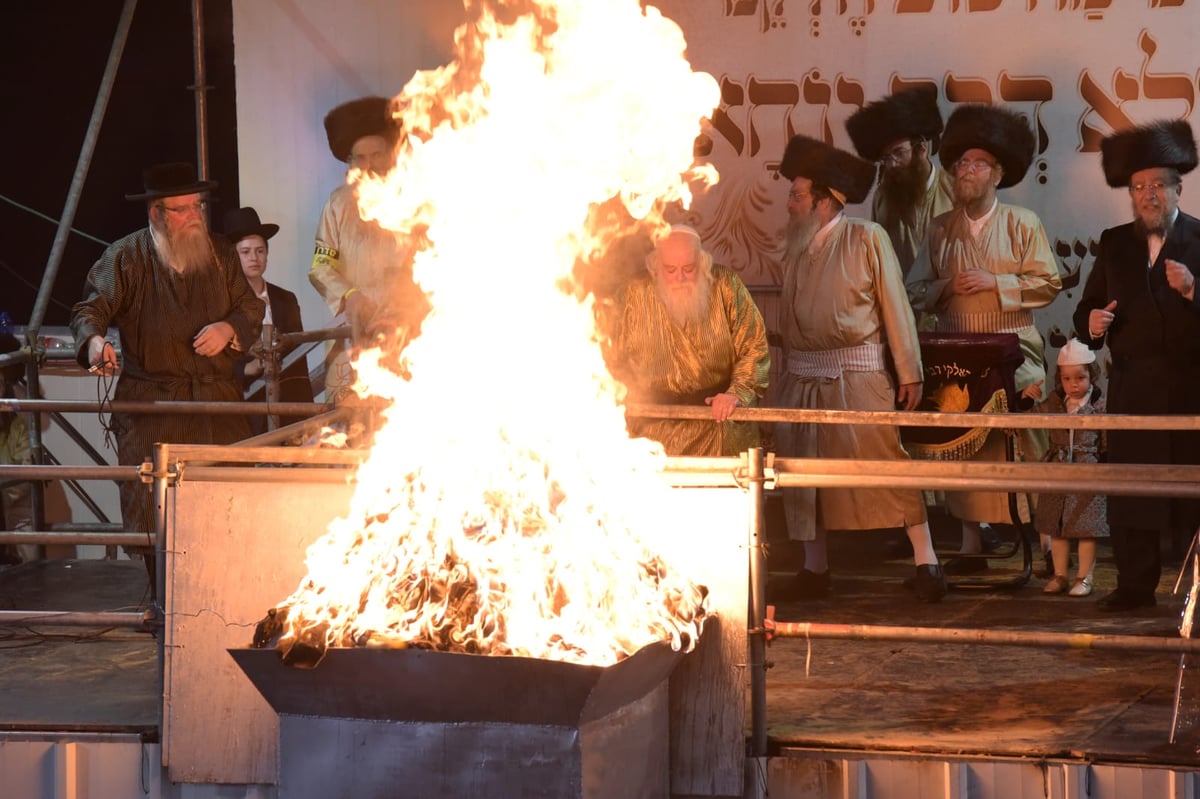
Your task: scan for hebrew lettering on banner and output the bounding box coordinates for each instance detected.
[655,0,1197,364]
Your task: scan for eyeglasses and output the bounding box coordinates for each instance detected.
[1129,181,1177,196]
[953,158,996,174]
[878,142,913,167]
[158,200,208,216]
[787,190,813,202]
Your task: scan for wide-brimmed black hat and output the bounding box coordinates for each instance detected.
[939,104,1035,189]
[779,135,877,204]
[846,85,944,162]
[1100,119,1198,188]
[324,96,401,162]
[222,207,279,244]
[125,162,216,201]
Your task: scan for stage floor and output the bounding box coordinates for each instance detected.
[2,537,1199,768]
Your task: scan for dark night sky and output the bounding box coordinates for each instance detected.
[1,1,237,328]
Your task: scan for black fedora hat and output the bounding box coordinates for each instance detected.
[125,162,217,201]
[223,207,280,243]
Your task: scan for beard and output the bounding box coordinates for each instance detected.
[878,158,927,222]
[153,217,213,274]
[655,271,713,327]
[1132,200,1173,237]
[952,175,990,208]
[783,213,822,265]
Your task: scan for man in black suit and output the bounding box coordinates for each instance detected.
[224,206,316,433]
[1073,119,1200,612]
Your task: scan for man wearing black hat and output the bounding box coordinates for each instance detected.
[71,163,264,577]
[846,85,955,279]
[224,206,315,432]
[1073,119,1200,612]
[906,104,1062,566]
[774,135,946,602]
[311,96,426,400]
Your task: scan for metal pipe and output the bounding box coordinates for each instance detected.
[0,465,136,481]
[262,323,280,431]
[627,403,1200,432]
[190,0,209,179]
[166,444,363,466]
[0,531,151,546]
[768,621,1200,655]
[0,610,154,630]
[27,0,137,335]
[180,466,355,484]
[0,398,330,416]
[50,522,125,532]
[746,448,768,759]
[277,325,352,347]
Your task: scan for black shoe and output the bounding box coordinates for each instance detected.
[980,526,1003,554]
[908,564,947,603]
[792,569,832,599]
[943,556,989,575]
[1096,590,1156,612]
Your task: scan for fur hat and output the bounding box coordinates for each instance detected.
[1057,338,1096,366]
[125,162,216,202]
[939,104,1035,189]
[779,135,877,204]
[1100,119,1198,188]
[323,96,401,163]
[223,207,279,244]
[845,86,943,162]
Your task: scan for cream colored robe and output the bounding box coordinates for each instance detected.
[775,216,927,541]
[906,202,1062,522]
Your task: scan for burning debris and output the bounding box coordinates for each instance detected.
[260,0,720,669]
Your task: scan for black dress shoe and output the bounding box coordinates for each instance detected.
[908,564,947,602]
[792,569,832,599]
[943,556,989,575]
[1096,590,1157,612]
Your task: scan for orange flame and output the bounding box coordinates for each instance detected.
[277,0,719,666]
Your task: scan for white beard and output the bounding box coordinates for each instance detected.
[655,271,713,328]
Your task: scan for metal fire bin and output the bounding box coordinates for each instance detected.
[231,642,683,799]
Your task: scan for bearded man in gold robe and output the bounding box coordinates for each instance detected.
[774,136,946,603]
[906,104,1062,568]
[610,225,769,457]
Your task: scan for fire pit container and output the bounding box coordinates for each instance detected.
[230,641,683,799]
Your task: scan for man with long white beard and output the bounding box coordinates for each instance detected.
[774,135,946,602]
[906,105,1061,571]
[610,225,769,457]
[71,163,264,583]
[845,85,954,281]
[1074,119,1200,612]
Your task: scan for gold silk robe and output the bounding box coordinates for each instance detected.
[775,216,927,540]
[872,165,956,279]
[906,202,1062,522]
[613,264,769,457]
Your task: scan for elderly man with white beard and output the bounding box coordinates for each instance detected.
[773,135,946,603]
[71,162,264,584]
[610,225,769,457]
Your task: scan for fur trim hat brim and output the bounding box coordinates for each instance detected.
[324,96,401,163]
[222,207,280,244]
[939,104,1035,189]
[125,162,216,201]
[845,85,943,162]
[1100,119,1198,188]
[779,135,877,204]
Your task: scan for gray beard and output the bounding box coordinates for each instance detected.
[655,272,713,328]
[154,221,213,274]
[783,214,821,265]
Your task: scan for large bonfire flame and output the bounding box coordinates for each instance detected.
[268,0,720,667]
